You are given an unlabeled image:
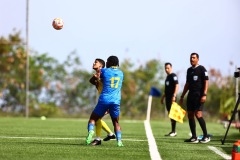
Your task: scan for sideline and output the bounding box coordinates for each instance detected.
[144,120,162,160]
[208,146,231,160]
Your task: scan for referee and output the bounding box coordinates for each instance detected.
[161,62,179,137]
[179,53,210,143]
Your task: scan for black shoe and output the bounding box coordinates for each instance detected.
[90,139,101,145]
[199,136,210,143]
[103,134,116,141]
[184,137,199,143]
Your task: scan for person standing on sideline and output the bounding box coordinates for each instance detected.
[88,58,116,145]
[161,62,179,137]
[86,55,124,147]
[179,53,210,143]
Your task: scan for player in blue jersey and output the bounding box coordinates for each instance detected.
[86,55,124,147]
[89,58,116,146]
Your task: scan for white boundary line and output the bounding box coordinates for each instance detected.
[144,120,162,160]
[208,146,231,160]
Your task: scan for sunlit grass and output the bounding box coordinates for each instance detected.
[0,117,238,160]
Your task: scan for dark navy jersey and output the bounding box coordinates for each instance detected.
[186,65,208,93]
[164,73,178,97]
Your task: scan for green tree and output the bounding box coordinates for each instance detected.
[0,31,27,113]
[207,67,238,119]
[120,59,164,118]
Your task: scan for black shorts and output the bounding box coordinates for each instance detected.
[187,92,204,111]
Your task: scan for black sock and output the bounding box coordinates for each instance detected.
[189,118,196,138]
[197,117,208,136]
[171,119,176,132]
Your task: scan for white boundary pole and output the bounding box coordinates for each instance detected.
[146,95,152,121]
[25,0,29,118]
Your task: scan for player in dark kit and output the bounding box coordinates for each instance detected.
[179,53,210,143]
[161,63,179,137]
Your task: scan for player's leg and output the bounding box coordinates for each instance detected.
[165,99,177,137]
[86,103,106,145]
[101,119,116,141]
[196,103,210,143]
[96,119,102,139]
[171,119,177,134]
[184,94,198,143]
[86,112,98,145]
[90,119,102,145]
[109,104,123,147]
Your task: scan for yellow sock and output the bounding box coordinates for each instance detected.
[101,120,112,134]
[95,119,102,137]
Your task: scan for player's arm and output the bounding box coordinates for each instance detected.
[172,83,179,102]
[89,75,98,85]
[203,80,208,95]
[161,94,165,104]
[201,79,208,103]
[89,67,102,85]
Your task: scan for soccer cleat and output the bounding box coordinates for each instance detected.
[165,132,177,137]
[86,130,94,145]
[117,140,124,147]
[199,136,210,143]
[90,139,101,145]
[198,134,212,140]
[184,137,199,143]
[103,134,116,141]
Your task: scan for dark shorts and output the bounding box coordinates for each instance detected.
[93,103,120,118]
[187,92,204,111]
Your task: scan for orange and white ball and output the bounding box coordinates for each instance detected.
[52,18,64,30]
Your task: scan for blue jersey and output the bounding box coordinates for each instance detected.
[98,67,124,105]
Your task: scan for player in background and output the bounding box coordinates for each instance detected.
[179,53,210,143]
[88,58,116,145]
[86,55,124,147]
[161,62,179,137]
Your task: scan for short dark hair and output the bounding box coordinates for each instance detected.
[191,52,199,59]
[107,55,119,67]
[96,58,105,68]
[165,62,172,67]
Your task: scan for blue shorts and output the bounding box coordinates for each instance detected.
[93,103,120,118]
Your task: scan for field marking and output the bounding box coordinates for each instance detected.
[144,120,162,160]
[0,136,146,142]
[208,146,231,160]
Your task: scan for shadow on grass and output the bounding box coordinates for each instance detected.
[212,133,240,155]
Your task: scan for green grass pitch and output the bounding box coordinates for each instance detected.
[0,117,239,160]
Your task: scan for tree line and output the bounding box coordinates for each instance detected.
[0,31,238,120]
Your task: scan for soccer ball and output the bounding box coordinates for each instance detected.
[52,18,64,30]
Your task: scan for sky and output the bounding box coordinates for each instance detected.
[1,0,240,86]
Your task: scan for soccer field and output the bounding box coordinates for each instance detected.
[0,117,238,160]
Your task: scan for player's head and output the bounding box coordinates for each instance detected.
[93,58,105,70]
[106,55,119,68]
[190,53,199,67]
[164,62,172,75]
